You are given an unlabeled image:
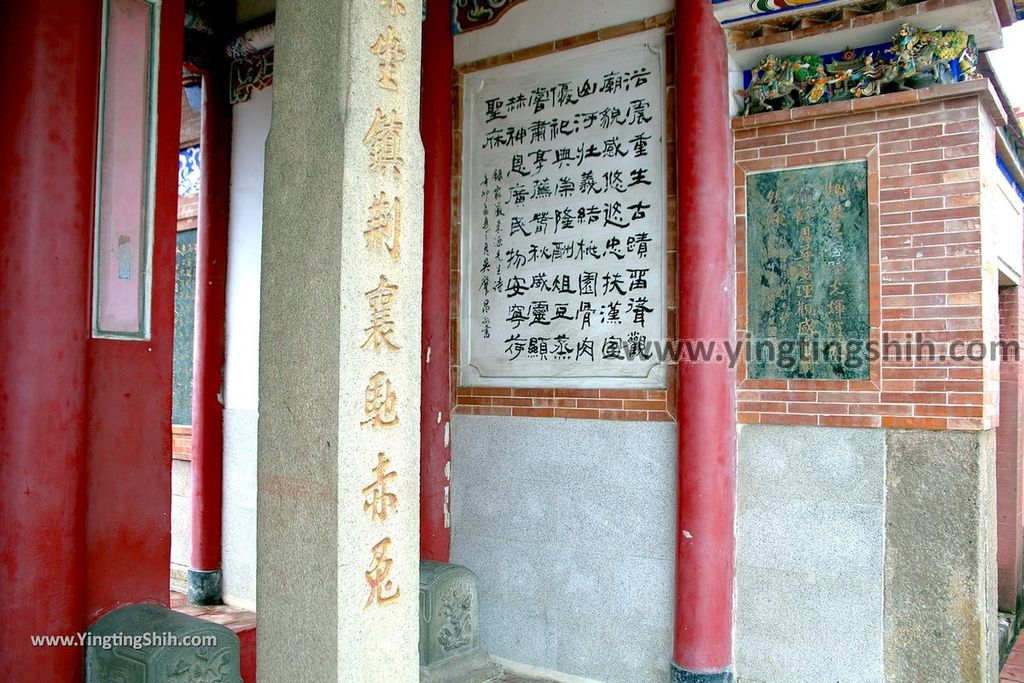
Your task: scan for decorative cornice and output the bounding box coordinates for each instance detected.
[451,0,530,35]
[230,47,274,105]
[712,0,857,25]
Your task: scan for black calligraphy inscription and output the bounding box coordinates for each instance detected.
[746,161,870,380]
[463,31,667,383]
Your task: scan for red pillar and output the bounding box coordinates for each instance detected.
[1,0,183,674]
[84,0,184,622]
[672,2,736,681]
[419,0,454,563]
[996,286,1023,613]
[84,0,183,618]
[189,62,232,604]
[0,3,97,679]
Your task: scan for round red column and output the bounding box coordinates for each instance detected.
[0,2,97,680]
[419,0,454,563]
[671,1,736,681]
[189,62,232,604]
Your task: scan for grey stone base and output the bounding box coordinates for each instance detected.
[187,568,222,605]
[670,663,734,683]
[421,650,503,683]
[86,603,241,683]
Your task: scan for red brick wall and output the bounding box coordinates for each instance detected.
[998,285,1023,612]
[734,81,1005,431]
[172,424,193,461]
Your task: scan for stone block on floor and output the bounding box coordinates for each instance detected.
[85,603,241,683]
[421,561,502,682]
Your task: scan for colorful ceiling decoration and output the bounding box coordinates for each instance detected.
[712,0,849,24]
[451,0,529,34]
[740,23,978,115]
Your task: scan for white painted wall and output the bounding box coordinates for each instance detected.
[221,85,272,608]
[453,0,672,64]
[451,4,678,680]
[225,86,270,414]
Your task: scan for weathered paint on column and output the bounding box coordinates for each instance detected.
[419,0,453,563]
[257,0,423,679]
[0,3,96,679]
[85,0,184,623]
[0,0,184,678]
[190,58,233,606]
[671,1,736,681]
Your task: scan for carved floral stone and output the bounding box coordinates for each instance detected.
[438,579,475,652]
[419,562,502,683]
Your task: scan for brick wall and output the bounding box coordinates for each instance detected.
[734,80,1006,431]
[172,424,193,460]
[450,14,678,422]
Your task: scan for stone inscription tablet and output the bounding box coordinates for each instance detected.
[459,29,667,389]
[746,161,870,380]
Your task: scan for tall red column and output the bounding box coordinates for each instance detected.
[996,286,1023,613]
[190,61,232,604]
[419,0,454,563]
[672,2,736,681]
[85,0,184,623]
[0,3,96,679]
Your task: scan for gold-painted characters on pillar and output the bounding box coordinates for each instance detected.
[362,451,399,522]
[362,370,400,429]
[361,275,400,352]
[365,192,402,261]
[359,0,412,612]
[363,108,406,177]
[378,0,406,17]
[370,26,406,91]
[364,537,401,608]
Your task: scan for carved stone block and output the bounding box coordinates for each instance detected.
[85,604,242,683]
[420,561,501,682]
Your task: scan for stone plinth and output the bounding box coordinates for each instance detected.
[85,604,241,683]
[420,561,502,683]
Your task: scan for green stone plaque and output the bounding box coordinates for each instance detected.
[173,229,197,424]
[746,161,870,380]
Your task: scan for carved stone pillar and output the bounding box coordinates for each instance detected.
[256,0,423,679]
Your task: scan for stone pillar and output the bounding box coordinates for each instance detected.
[256,0,423,680]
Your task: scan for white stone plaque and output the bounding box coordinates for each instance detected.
[459,28,668,389]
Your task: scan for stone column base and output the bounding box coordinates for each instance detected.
[187,568,222,605]
[670,664,734,683]
[421,650,502,683]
